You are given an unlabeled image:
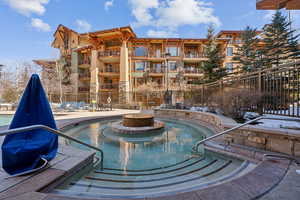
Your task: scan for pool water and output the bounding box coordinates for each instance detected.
[0,115,12,126]
[62,119,212,170]
[55,118,248,198]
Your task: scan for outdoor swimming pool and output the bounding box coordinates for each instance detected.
[54,118,251,198]
[0,115,12,126]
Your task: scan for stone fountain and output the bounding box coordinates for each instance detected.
[111,114,165,134]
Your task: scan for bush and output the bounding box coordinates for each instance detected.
[1,87,18,103]
[213,88,263,121]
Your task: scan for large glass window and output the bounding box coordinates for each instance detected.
[225,63,233,73]
[134,46,148,57]
[155,48,161,57]
[227,47,233,56]
[135,62,147,71]
[166,46,180,57]
[152,63,162,73]
[168,61,177,71]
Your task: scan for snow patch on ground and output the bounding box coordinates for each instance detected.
[245,112,300,130]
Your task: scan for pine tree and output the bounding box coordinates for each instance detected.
[202,25,226,83]
[262,10,300,67]
[233,26,262,72]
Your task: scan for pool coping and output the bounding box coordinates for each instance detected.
[0,115,294,200]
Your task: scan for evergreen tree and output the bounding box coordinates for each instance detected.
[233,26,262,72]
[262,10,300,67]
[202,25,226,83]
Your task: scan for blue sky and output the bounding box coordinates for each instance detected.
[0,0,299,68]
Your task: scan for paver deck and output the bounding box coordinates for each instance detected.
[4,157,293,200]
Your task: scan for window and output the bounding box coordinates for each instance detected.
[152,63,162,73]
[135,62,147,71]
[168,61,177,71]
[155,48,161,57]
[166,46,180,57]
[106,64,113,72]
[134,46,148,57]
[227,47,233,56]
[226,63,233,73]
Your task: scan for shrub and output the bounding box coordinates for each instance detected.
[213,88,263,120]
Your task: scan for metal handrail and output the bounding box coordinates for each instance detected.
[0,125,104,169]
[192,116,296,152]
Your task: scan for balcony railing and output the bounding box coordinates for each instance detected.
[149,68,164,73]
[78,87,89,92]
[100,68,120,73]
[184,52,207,58]
[184,68,202,74]
[100,84,119,90]
[78,58,91,65]
[98,50,120,57]
[78,73,91,79]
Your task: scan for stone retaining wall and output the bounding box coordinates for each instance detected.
[154,109,300,156]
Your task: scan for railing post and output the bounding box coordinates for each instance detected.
[258,70,262,93]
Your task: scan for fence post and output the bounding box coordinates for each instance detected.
[202,85,204,106]
[258,70,262,93]
[219,79,224,108]
[258,70,263,115]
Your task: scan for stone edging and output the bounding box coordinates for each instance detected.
[154,109,300,156]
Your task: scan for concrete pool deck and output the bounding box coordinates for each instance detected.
[0,109,139,121]
[0,110,299,200]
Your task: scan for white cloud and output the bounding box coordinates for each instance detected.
[129,0,220,29]
[129,0,159,26]
[75,19,92,32]
[147,29,178,37]
[156,0,221,28]
[31,18,51,32]
[104,0,114,11]
[5,0,50,16]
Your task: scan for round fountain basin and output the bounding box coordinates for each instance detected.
[111,120,165,135]
[123,114,154,127]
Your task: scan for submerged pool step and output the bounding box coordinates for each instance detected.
[93,157,208,177]
[64,159,230,189]
[52,159,245,198]
[100,156,198,174]
[87,158,217,183]
[86,160,218,183]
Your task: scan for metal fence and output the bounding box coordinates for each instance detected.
[188,61,300,117]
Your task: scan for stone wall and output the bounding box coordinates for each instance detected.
[154,109,300,156]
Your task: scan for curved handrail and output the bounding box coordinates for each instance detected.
[0,124,104,169]
[192,116,296,152]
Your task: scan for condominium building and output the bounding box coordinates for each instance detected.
[35,25,261,105]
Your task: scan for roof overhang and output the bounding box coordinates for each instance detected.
[256,0,300,10]
[81,26,136,39]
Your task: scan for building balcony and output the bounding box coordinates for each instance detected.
[148,68,165,77]
[78,87,90,92]
[99,84,119,91]
[79,73,91,81]
[78,59,91,69]
[99,68,120,77]
[183,53,208,63]
[256,0,300,10]
[148,54,165,61]
[183,68,202,76]
[98,50,120,62]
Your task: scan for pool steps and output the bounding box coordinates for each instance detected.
[52,155,252,198]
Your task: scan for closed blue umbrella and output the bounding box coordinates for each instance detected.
[1,74,58,176]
